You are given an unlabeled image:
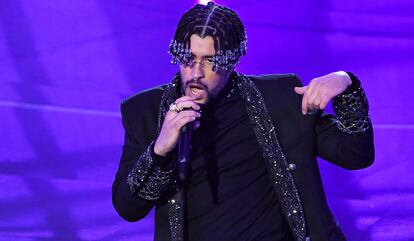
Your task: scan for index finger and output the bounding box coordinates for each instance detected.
[301,84,313,115]
[176,100,201,111]
[175,95,196,103]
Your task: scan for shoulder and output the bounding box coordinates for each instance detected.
[247,73,303,89]
[244,73,304,112]
[119,84,170,138]
[121,84,168,115]
[246,73,303,101]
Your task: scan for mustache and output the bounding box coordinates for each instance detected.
[184,78,208,90]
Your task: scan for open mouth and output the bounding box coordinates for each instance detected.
[188,84,206,98]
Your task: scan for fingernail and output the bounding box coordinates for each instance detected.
[302,110,306,115]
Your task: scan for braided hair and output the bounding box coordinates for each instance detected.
[169,2,247,72]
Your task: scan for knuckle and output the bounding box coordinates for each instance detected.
[318,88,325,95]
[304,89,312,96]
[183,110,194,116]
[175,96,189,103]
[174,121,181,128]
[163,119,171,127]
[177,110,187,116]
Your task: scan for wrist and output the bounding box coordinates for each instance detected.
[151,142,174,171]
[154,141,168,157]
[338,71,352,87]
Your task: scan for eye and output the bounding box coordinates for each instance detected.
[206,57,214,63]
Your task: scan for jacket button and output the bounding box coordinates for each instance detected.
[288,163,296,171]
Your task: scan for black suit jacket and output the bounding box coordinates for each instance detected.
[112,73,374,241]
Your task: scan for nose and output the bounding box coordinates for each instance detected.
[191,61,205,81]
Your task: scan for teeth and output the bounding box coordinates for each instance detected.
[191,87,203,94]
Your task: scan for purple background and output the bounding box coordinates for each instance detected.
[1,0,413,240]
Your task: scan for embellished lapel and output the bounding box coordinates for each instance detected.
[157,75,184,241]
[235,72,307,241]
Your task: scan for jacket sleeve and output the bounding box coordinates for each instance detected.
[309,73,375,169]
[112,101,174,222]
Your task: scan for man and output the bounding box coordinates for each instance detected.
[112,2,374,241]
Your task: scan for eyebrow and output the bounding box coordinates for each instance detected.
[191,53,215,58]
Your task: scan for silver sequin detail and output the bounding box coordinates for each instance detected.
[127,143,173,200]
[235,73,307,241]
[333,85,371,135]
[167,191,185,241]
[288,163,297,171]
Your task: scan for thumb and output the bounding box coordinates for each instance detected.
[294,86,307,95]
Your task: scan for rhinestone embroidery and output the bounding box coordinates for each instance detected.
[333,84,371,135]
[127,143,173,200]
[168,192,185,241]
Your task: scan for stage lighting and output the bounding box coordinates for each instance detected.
[199,0,213,5]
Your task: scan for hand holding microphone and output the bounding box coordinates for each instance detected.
[154,96,201,158]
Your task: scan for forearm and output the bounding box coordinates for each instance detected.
[127,142,174,200]
[112,142,175,222]
[316,72,375,169]
[332,72,371,135]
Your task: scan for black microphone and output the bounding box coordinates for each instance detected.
[177,120,195,184]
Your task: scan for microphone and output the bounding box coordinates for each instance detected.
[177,120,195,184]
